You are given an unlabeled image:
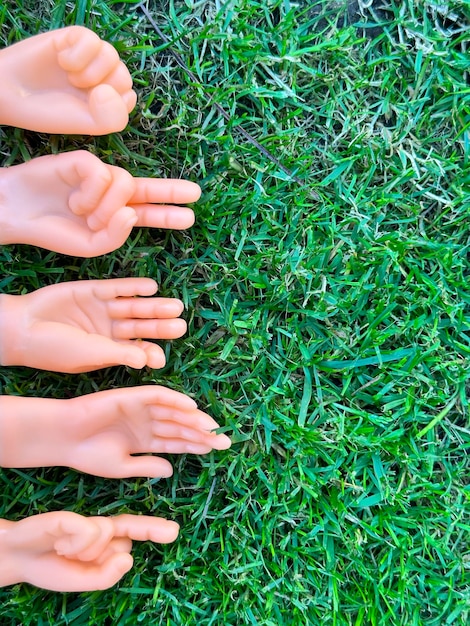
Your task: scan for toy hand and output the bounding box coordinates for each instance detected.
[65,386,232,478]
[0,26,136,134]
[0,511,179,591]
[0,151,201,256]
[0,278,186,372]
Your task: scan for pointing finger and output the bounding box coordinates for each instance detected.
[131,179,201,205]
[111,515,180,543]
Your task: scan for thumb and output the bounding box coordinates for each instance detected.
[88,84,129,135]
[115,455,174,479]
[115,339,166,370]
[90,206,137,256]
[83,336,149,370]
[95,552,134,590]
[56,332,149,372]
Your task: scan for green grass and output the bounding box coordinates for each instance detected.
[0,0,469,624]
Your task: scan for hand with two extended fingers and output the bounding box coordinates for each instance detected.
[0,27,200,255]
[0,512,180,591]
[0,151,201,257]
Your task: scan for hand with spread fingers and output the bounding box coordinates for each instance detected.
[0,278,186,372]
[0,512,179,591]
[0,26,136,135]
[0,386,231,478]
[0,150,200,257]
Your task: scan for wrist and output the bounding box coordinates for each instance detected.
[0,168,15,245]
[0,48,19,128]
[0,293,27,366]
[0,395,71,468]
[0,167,25,245]
[0,520,22,587]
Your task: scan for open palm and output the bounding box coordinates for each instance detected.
[64,386,232,478]
[0,278,186,372]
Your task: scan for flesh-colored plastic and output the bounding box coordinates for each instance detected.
[0,26,219,595]
[0,277,186,372]
[0,511,179,591]
[0,26,136,135]
[0,386,231,477]
[0,151,200,256]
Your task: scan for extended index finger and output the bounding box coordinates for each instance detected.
[131,179,201,205]
[111,515,180,544]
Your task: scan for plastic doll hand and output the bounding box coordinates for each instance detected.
[0,151,201,256]
[0,278,186,373]
[65,386,232,477]
[0,512,179,591]
[0,388,232,477]
[0,26,136,134]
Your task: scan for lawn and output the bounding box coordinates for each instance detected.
[0,0,469,624]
